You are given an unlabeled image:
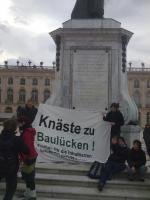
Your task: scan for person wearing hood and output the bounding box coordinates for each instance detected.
[0,119,29,200]
[18,116,38,200]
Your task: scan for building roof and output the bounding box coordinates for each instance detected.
[127,67,150,73]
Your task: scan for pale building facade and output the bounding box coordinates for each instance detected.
[0,65,55,114]
[127,67,150,127]
[0,63,149,127]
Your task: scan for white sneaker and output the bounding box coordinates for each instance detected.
[18,188,30,198]
[24,188,31,198]
[27,190,36,200]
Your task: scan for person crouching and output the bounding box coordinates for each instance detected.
[127,140,146,182]
[18,116,38,200]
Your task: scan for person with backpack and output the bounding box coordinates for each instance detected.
[18,116,38,200]
[98,136,128,191]
[0,119,29,200]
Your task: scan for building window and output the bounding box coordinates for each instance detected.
[32,79,38,86]
[7,88,13,103]
[8,77,13,85]
[146,112,150,124]
[19,89,26,103]
[44,90,50,102]
[133,91,140,107]
[31,89,38,103]
[147,80,150,88]
[134,80,140,88]
[45,79,50,86]
[20,78,25,85]
[5,107,13,113]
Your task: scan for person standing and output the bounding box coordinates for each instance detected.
[127,140,146,182]
[0,119,29,200]
[18,116,38,200]
[17,99,37,125]
[143,124,150,157]
[103,103,124,137]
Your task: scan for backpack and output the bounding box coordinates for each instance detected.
[0,135,17,177]
[87,161,104,179]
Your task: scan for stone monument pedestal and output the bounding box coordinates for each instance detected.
[48,18,138,126]
[121,125,141,147]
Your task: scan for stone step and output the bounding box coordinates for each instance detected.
[0,195,71,200]
[36,162,90,176]
[0,195,69,200]
[1,183,150,200]
[1,163,150,200]
[36,163,150,178]
[16,173,150,190]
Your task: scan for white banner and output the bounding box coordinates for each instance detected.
[33,104,111,163]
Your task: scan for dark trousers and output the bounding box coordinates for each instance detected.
[145,141,150,156]
[21,169,35,190]
[2,173,17,200]
[147,148,150,157]
[111,129,120,138]
[128,165,147,178]
[99,160,126,185]
[21,158,37,191]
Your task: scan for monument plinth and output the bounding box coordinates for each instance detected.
[48,18,138,126]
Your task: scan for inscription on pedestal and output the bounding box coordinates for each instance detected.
[72,50,109,111]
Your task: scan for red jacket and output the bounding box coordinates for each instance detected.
[20,127,38,162]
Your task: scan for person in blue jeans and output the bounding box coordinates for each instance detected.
[127,140,146,182]
[98,136,128,191]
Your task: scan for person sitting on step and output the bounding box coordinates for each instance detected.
[98,136,128,191]
[127,140,147,182]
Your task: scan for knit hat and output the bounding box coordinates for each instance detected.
[111,103,119,109]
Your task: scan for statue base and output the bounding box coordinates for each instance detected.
[121,125,141,147]
[48,18,138,124]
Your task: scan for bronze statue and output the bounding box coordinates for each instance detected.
[71,0,104,19]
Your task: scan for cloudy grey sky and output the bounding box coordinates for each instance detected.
[0,0,150,67]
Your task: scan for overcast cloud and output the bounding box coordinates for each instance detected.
[0,0,150,67]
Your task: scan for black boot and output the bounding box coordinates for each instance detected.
[98,181,104,191]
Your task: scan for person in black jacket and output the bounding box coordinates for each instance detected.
[17,99,37,125]
[127,140,146,181]
[103,103,124,137]
[98,136,128,191]
[143,124,150,157]
[0,119,29,200]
